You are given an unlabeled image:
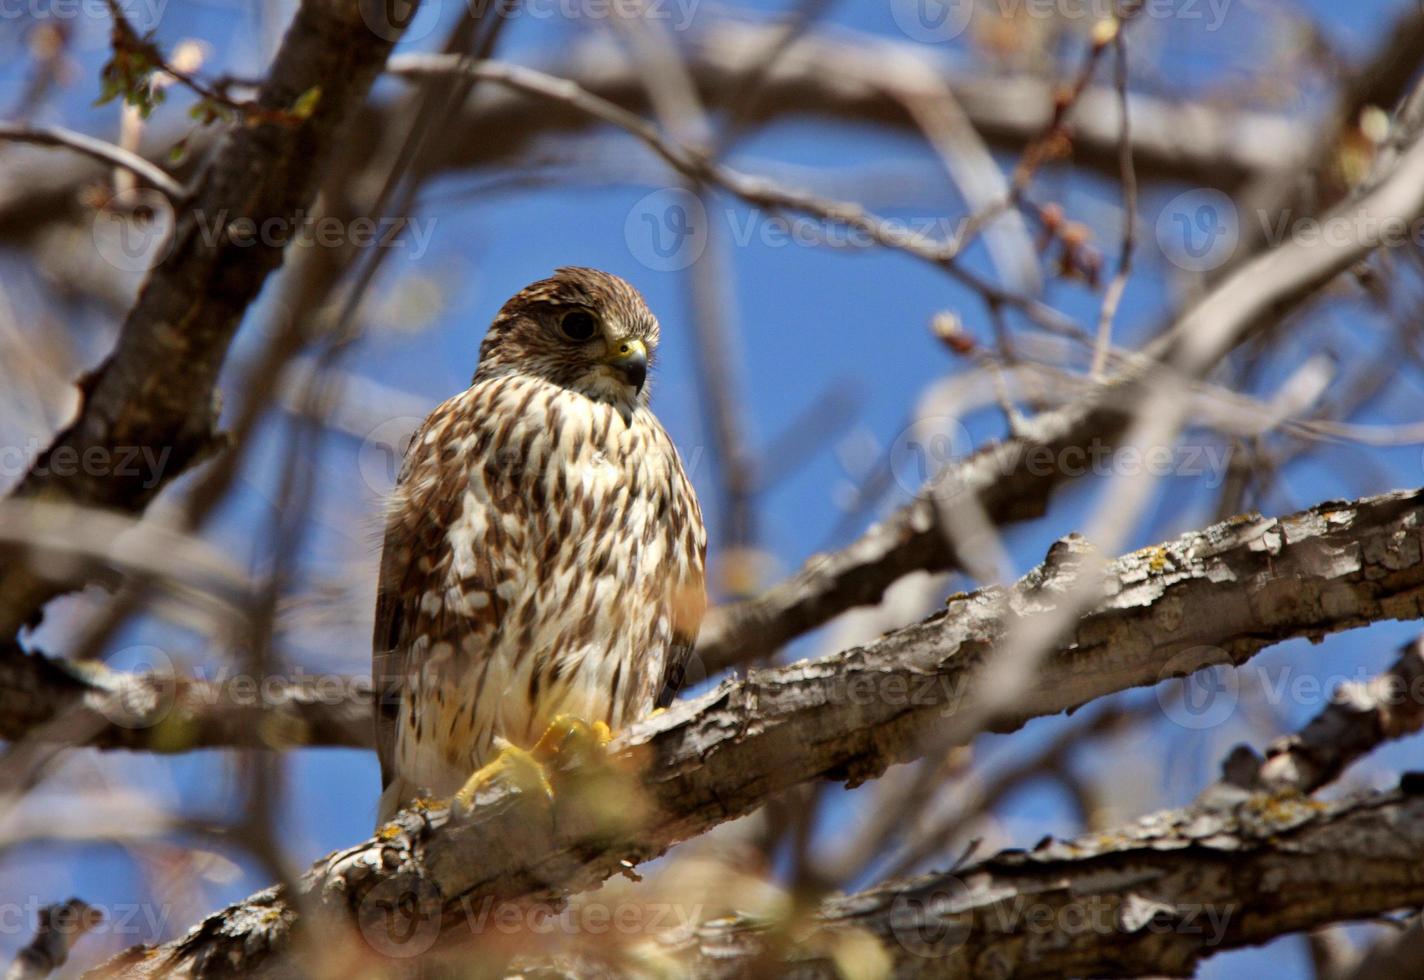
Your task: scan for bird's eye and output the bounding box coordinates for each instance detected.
[559,310,598,342]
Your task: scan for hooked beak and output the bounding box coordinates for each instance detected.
[605,337,648,393]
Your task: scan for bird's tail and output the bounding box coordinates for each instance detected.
[376,776,420,827]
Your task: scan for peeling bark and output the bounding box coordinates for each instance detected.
[669,784,1424,978]
[91,487,1424,977]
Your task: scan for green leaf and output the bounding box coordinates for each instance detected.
[290,86,322,121]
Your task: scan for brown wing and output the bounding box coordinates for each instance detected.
[371,397,496,800]
[654,445,708,709]
[371,413,441,797]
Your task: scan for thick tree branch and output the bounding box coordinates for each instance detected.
[0,0,417,641]
[92,487,1424,975]
[0,642,370,752]
[698,121,1424,671]
[496,639,1424,977]
[664,784,1424,978]
[641,640,1424,977]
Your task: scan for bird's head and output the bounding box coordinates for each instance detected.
[476,267,660,406]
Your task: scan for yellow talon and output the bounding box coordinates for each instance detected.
[454,738,553,813]
[532,715,613,765]
[454,717,614,815]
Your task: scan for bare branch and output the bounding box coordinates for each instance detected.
[0,20,1320,270]
[0,123,186,200]
[1227,633,1424,797]
[91,487,1424,975]
[430,24,1312,191]
[0,642,370,752]
[0,0,418,642]
[698,124,1424,672]
[662,784,1424,978]
[387,53,1063,328]
[7,899,100,980]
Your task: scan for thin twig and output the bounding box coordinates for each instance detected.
[0,122,186,199]
[1092,19,1138,378]
[385,54,1078,335]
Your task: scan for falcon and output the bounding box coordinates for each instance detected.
[372,267,707,823]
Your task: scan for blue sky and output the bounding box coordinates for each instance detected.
[3,0,1423,974]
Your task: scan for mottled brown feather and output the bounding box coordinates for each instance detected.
[372,269,706,822]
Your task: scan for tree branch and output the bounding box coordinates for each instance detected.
[0,124,186,200]
[0,642,370,752]
[697,121,1424,672]
[91,486,1424,975]
[0,0,418,641]
[663,783,1424,978]
[0,22,1319,264]
[7,899,100,980]
[418,23,1311,191]
[1247,633,1424,795]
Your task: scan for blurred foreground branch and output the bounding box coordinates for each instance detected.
[0,642,370,752]
[93,486,1424,976]
[0,0,416,642]
[7,899,100,980]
